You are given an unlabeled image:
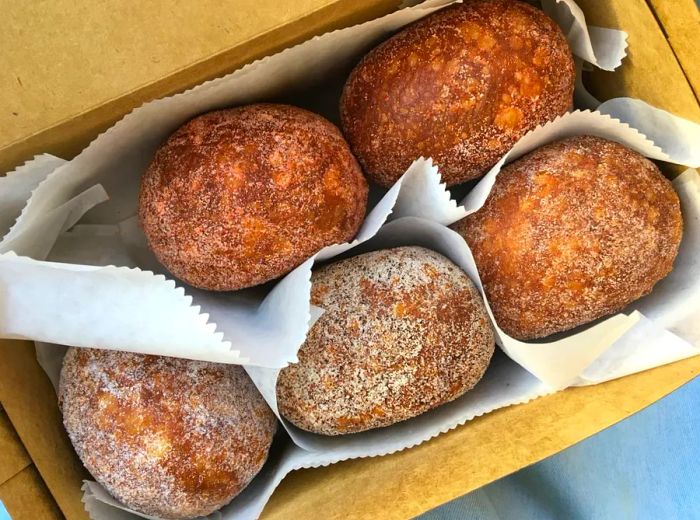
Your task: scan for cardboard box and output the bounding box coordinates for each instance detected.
[1,1,698,519]
[646,0,700,100]
[0,405,61,519]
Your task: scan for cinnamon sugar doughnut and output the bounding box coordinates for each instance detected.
[59,348,276,519]
[277,246,495,435]
[139,103,368,291]
[340,0,574,187]
[452,136,683,340]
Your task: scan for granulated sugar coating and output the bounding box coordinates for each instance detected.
[59,348,277,519]
[139,103,368,291]
[277,246,495,435]
[340,0,574,187]
[453,136,683,340]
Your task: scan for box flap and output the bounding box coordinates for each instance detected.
[0,407,31,486]
[0,340,89,520]
[0,466,63,520]
[647,0,700,101]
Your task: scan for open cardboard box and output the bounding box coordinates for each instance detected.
[1,0,699,519]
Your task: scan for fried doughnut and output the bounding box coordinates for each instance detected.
[59,348,276,519]
[277,246,495,435]
[452,136,683,340]
[340,0,574,187]
[139,103,368,290]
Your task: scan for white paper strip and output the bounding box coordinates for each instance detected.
[598,98,700,167]
[0,155,66,239]
[541,0,628,71]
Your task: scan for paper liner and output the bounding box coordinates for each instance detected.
[0,154,66,240]
[597,98,700,168]
[0,153,107,261]
[0,185,108,259]
[541,0,628,71]
[2,254,237,361]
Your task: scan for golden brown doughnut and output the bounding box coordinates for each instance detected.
[452,136,683,340]
[277,246,495,435]
[59,348,276,519]
[139,103,368,291]
[340,0,574,187]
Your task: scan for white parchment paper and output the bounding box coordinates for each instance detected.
[0,155,66,240]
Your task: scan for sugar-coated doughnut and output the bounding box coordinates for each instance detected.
[139,103,368,291]
[452,136,683,340]
[59,348,276,519]
[340,0,574,187]
[277,246,495,435]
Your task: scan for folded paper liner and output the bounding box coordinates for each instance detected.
[0,157,460,366]
[2,0,700,518]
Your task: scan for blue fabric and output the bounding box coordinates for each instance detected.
[419,375,700,520]
[0,500,10,520]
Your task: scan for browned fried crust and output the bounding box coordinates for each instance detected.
[277,246,495,435]
[59,348,277,519]
[452,136,683,340]
[139,103,368,291]
[340,0,575,187]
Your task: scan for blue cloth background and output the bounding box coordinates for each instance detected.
[0,500,10,520]
[419,375,700,520]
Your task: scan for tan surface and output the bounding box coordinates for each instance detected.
[0,407,31,485]
[0,340,90,520]
[0,0,400,173]
[0,465,63,520]
[578,0,700,123]
[0,0,699,519]
[647,0,700,100]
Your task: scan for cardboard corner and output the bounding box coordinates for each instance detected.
[0,340,90,520]
[577,0,700,123]
[0,465,63,520]
[646,0,700,103]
